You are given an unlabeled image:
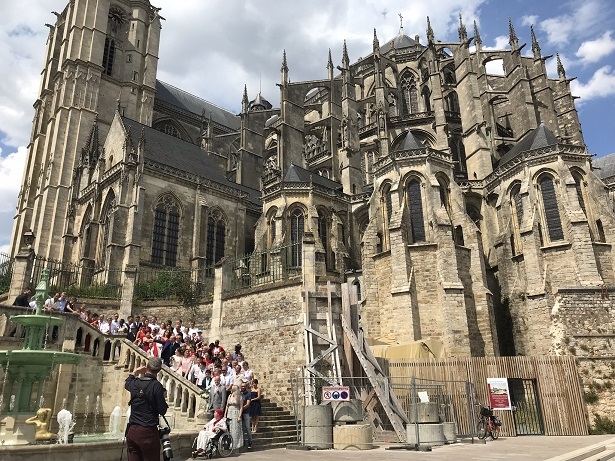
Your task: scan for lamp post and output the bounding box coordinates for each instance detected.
[23,229,35,250]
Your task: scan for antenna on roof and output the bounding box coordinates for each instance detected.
[259,71,262,94]
[398,13,403,34]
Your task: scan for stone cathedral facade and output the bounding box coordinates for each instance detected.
[10,0,615,361]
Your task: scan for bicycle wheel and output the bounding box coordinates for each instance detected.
[490,425,499,440]
[476,419,488,439]
[217,432,233,458]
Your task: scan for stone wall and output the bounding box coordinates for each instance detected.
[550,288,615,424]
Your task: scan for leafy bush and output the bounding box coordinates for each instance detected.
[584,390,599,404]
[590,414,615,434]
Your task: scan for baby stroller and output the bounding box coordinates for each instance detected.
[191,422,233,459]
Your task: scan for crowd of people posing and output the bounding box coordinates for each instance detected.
[127,316,262,451]
[13,290,262,450]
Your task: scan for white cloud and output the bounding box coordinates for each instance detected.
[539,1,604,46]
[576,31,615,64]
[0,146,26,248]
[571,66,615,101]
[521,15,539,27]
[483,35,510,51]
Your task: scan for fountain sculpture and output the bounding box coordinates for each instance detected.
[0,268,82,444]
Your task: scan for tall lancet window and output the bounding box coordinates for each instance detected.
[151,195,181,266]
[102,38,116,76]
[205,209,226,266]
[290,208,304,267]
[510,184,523,255]
[539,175,564,242]
[401,74,419,115]
[98,192,116,268]
[406,179,425,243]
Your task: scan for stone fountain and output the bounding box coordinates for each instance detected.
[0,268,82,445]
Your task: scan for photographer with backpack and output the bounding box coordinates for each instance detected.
[125,357,169,461]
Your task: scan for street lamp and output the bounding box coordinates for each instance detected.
[23,229,35,249]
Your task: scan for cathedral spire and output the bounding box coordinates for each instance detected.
[508,17,519,51]
[342,40,349,66]
[281,50,288,84]
[458,14,468,42]
[426,16,435,45]
[242,84,249,113]
[474,20,482,51]
[556,53,566,80]
[373,28,380,55]
[531,25,541,60]
[327,48,334,79]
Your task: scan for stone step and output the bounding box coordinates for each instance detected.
[252,427,297,437]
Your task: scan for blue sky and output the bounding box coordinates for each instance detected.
[0,0,614,252]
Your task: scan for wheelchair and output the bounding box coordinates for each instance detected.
[191,427,233,459]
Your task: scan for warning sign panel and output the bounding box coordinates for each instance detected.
[322,386,350,402]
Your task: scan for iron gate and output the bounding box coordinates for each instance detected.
[509,378,544,435]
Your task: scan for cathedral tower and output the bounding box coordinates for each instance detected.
[10,0,161,259]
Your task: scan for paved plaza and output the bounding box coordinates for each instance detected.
[180,435,615,461]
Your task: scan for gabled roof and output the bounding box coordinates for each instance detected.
[121,117,260,206]
[381,33,423,54]
[592,153,615,180]
[155,80,240,131]
[498,123,559,166]
[394,131,426,151]
[283,164,342,190]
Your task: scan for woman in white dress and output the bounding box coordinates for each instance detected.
[225,385,244,449]
[195,408,227,453]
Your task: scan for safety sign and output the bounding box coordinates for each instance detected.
[322,386,350,402]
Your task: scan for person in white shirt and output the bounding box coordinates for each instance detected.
[98,314,110,334]
[44,293,61,311]
[173,320,185,338]
[110,313,121,334]
[187,321,199,338]
[148,316,159,332]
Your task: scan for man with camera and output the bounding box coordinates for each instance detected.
[125,357,170,461]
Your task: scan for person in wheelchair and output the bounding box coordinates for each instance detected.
[193,409,230,458]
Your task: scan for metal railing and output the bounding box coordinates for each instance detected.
[0,253,14,294]
[31,255,122,299]
[133,265,214,302]
[224,242,302,293]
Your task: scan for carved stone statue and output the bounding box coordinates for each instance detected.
[25,408,58,442]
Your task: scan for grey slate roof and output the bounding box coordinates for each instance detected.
[395,131,425,151]
[283,164,343,190]
[381,33,422,54]
[498,123,559,166]
[155,80,240,131]
[592,153,615,180]
[121,117,261,206]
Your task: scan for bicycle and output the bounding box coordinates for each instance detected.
[476,405,501,440]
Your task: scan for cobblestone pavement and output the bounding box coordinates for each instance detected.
[180,435,615,461]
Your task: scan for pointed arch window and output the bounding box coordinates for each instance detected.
[539,175,564,242]
[510,184,523,255]
[406,179,425,243]
[102,38,116,76]
[290,208,304,267]
[401,75,419,115]
[206,209,226,266]
[98,193,116,268]
[379,184,393,251]
[445,91,460,113]
[151,195,180,266]
[317,210,332,269]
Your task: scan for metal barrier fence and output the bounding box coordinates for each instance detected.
[133,265,214,302]
[224,243,302,293]
[0,253,14,294]
[289,373,476,448]
[31,255,122,299]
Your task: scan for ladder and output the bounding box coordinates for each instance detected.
[340,284,408,443]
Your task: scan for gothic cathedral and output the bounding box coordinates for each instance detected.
[11,0,615,357]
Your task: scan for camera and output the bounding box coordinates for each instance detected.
[159,426,173,460]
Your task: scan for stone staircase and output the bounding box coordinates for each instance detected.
[545,439,615,461]
[249,397,298,450]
